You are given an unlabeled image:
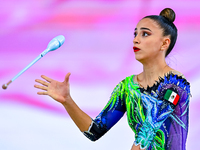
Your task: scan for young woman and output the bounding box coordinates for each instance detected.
[34,8,191,150]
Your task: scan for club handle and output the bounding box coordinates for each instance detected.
[2,80,12,90]
[12,55,42,82]
[2,54,42,90]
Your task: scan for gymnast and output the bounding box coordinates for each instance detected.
[34,8,191,150]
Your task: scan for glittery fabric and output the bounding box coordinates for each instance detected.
[83,73,190,150]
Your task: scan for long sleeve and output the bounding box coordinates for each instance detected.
[162,76,190,150]
[83,80,126,141]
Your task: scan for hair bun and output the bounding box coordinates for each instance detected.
[159,8,176,23]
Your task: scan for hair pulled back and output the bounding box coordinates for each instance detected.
[143,8,177,57]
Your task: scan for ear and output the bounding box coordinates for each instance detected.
[161,37,170,51]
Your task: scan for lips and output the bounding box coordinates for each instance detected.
[133,46,140,52]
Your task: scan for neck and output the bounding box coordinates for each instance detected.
[138,59,170,88]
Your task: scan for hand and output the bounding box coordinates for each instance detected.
[34,73,71,104]
[131,145,141,150]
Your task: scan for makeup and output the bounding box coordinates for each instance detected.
[133,46,140,52]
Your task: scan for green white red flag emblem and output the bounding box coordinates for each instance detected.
[164,89,180,105]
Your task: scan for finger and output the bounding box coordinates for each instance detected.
[34,84,48,91]
[35,79,49,86]
[64,72,71,84]
[41,75,53,83]
[37,91,48,95]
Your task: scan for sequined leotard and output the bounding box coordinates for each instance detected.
[83,73,191,150]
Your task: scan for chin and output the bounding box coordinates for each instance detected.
[135,55,144,62]
[134,55,147,64]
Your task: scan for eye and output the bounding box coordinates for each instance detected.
[134,32,137,38]
[142,32,149,37]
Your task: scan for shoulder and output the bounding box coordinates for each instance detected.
[159,72,191,105]
[140,71,191,105]
[167,70,186,79]
[164,70,190,91]
[122,74,140,86]
[161,71,190,92]
[119,74,135,84]
[113,74,138,91]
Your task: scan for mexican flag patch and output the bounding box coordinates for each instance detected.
[164,89,180,105]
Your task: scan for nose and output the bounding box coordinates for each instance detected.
[133,35,140,45]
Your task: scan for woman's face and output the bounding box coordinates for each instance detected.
[133,18,167,63]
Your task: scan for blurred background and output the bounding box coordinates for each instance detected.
[0,0,199,149]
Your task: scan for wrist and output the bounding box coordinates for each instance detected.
[62,95,72,105]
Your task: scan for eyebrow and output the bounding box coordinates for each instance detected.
[135,27,152,32]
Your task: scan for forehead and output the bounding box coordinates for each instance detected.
[135,18,161,31]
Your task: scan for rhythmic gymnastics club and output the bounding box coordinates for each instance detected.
[2,35,65,90]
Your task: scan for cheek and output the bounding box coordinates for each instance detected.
[144,39,162,52]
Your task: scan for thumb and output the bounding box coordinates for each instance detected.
[64,72,71,84]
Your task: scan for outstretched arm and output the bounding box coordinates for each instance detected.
[34,73,92,132]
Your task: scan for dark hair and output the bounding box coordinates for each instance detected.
[143,8,177,57]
